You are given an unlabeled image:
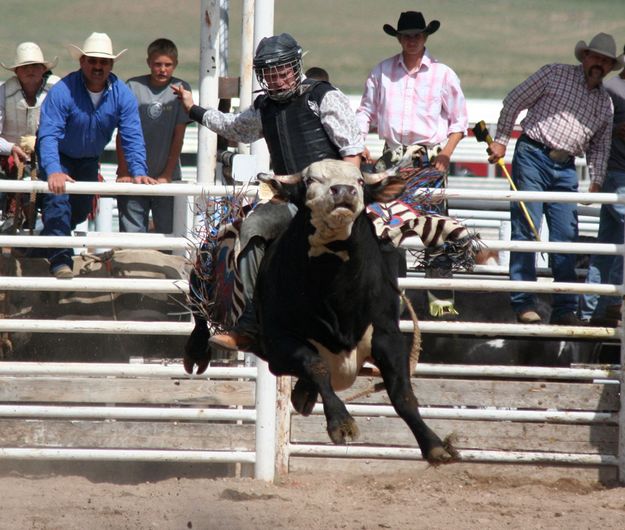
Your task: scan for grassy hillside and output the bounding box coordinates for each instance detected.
[2,0,624,97]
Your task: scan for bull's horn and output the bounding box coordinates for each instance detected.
[257,172,302,185]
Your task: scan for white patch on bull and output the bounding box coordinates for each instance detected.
[308,325,373,392]
[485,339,506,349]
[307,208,355,259]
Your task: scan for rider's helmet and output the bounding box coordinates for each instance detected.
[253,33,303,101]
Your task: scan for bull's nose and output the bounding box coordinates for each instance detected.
[330,185,357,201]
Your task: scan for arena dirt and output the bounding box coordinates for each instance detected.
[1,462,624,529]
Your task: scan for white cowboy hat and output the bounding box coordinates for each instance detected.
[1,42,58,71]
[574,32,624,72]
[68,32,127,61]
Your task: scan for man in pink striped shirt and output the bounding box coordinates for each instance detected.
[357,11,469,319]
[356,11,468,174]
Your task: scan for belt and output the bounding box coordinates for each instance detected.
[519,134,572,165]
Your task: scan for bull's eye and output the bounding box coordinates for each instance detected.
[357,178,364,187]
[305,175,323,187]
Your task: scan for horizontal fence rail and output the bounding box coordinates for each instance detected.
[287,445,618,467]
[0,448,257,464]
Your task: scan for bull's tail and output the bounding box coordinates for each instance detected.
[400,291,421,374]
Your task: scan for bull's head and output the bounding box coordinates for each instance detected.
[258,159,405,249]
[258,159,405,208]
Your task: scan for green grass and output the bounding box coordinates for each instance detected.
[2,0,624,97]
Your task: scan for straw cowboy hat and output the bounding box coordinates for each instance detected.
[68,32,127,61]
[1,42,58,71]
[383,11,440,37]
[575,32,624,72]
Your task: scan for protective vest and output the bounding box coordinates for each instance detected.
[256,80,341,174]
[1,74,59,144]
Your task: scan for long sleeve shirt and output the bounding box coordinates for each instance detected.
[38,70,147,176]
[189,86,364,158]
[356,51,468,150]
[495,63,613,185]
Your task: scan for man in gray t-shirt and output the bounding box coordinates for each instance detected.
[581,55,625,325]
[116,38,190,234]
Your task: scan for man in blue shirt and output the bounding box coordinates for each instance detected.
[37,32,149,278]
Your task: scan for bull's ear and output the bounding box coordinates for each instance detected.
[362,172,406,204]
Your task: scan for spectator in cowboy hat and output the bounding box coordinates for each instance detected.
[36,32,149,278]
[488,33,621,326]
[356,11,468,319]
[0,42,59,233]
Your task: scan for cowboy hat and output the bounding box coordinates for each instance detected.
[383,11,440,37]
[1,42,58,71]
[574,32,624,72]
[68,32,127,61]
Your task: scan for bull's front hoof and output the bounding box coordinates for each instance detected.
[183,354,210,375]
[327,416,360,444]
[425,445,456,466]
[183,325,211,375]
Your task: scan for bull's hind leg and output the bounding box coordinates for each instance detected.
[372,330,454,464]
[269,338,359,444]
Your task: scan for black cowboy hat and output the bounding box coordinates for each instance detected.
[383,11,440,37]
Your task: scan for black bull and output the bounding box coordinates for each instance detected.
[184,159,454,464]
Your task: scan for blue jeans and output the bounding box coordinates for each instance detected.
[579,169,625,319]
[509,137,579,318]
[40,153,100,272]
[118,195,174,234]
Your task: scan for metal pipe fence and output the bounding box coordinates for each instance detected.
[0,178,623,482]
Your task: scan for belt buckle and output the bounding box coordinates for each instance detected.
[548,149,571,164]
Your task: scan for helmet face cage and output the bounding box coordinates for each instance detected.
[255,56,302,101]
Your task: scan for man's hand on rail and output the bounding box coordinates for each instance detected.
[116,175,157,184]
[172,84,194,113]
[133,176,158,185]
[47,172,75,194]
[580,181,602,205]
[588,182,601,193]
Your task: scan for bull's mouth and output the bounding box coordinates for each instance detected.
[332,202,356,213]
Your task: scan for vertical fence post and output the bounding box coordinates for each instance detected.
[249,0,274,173]
[254,357,276,481]
[275,375,292,477]
[198,0,221,186]
[237,0,255,155]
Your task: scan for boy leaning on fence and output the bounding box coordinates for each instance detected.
[116,38,191,235]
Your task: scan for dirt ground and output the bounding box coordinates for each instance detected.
[1,461,624,530]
